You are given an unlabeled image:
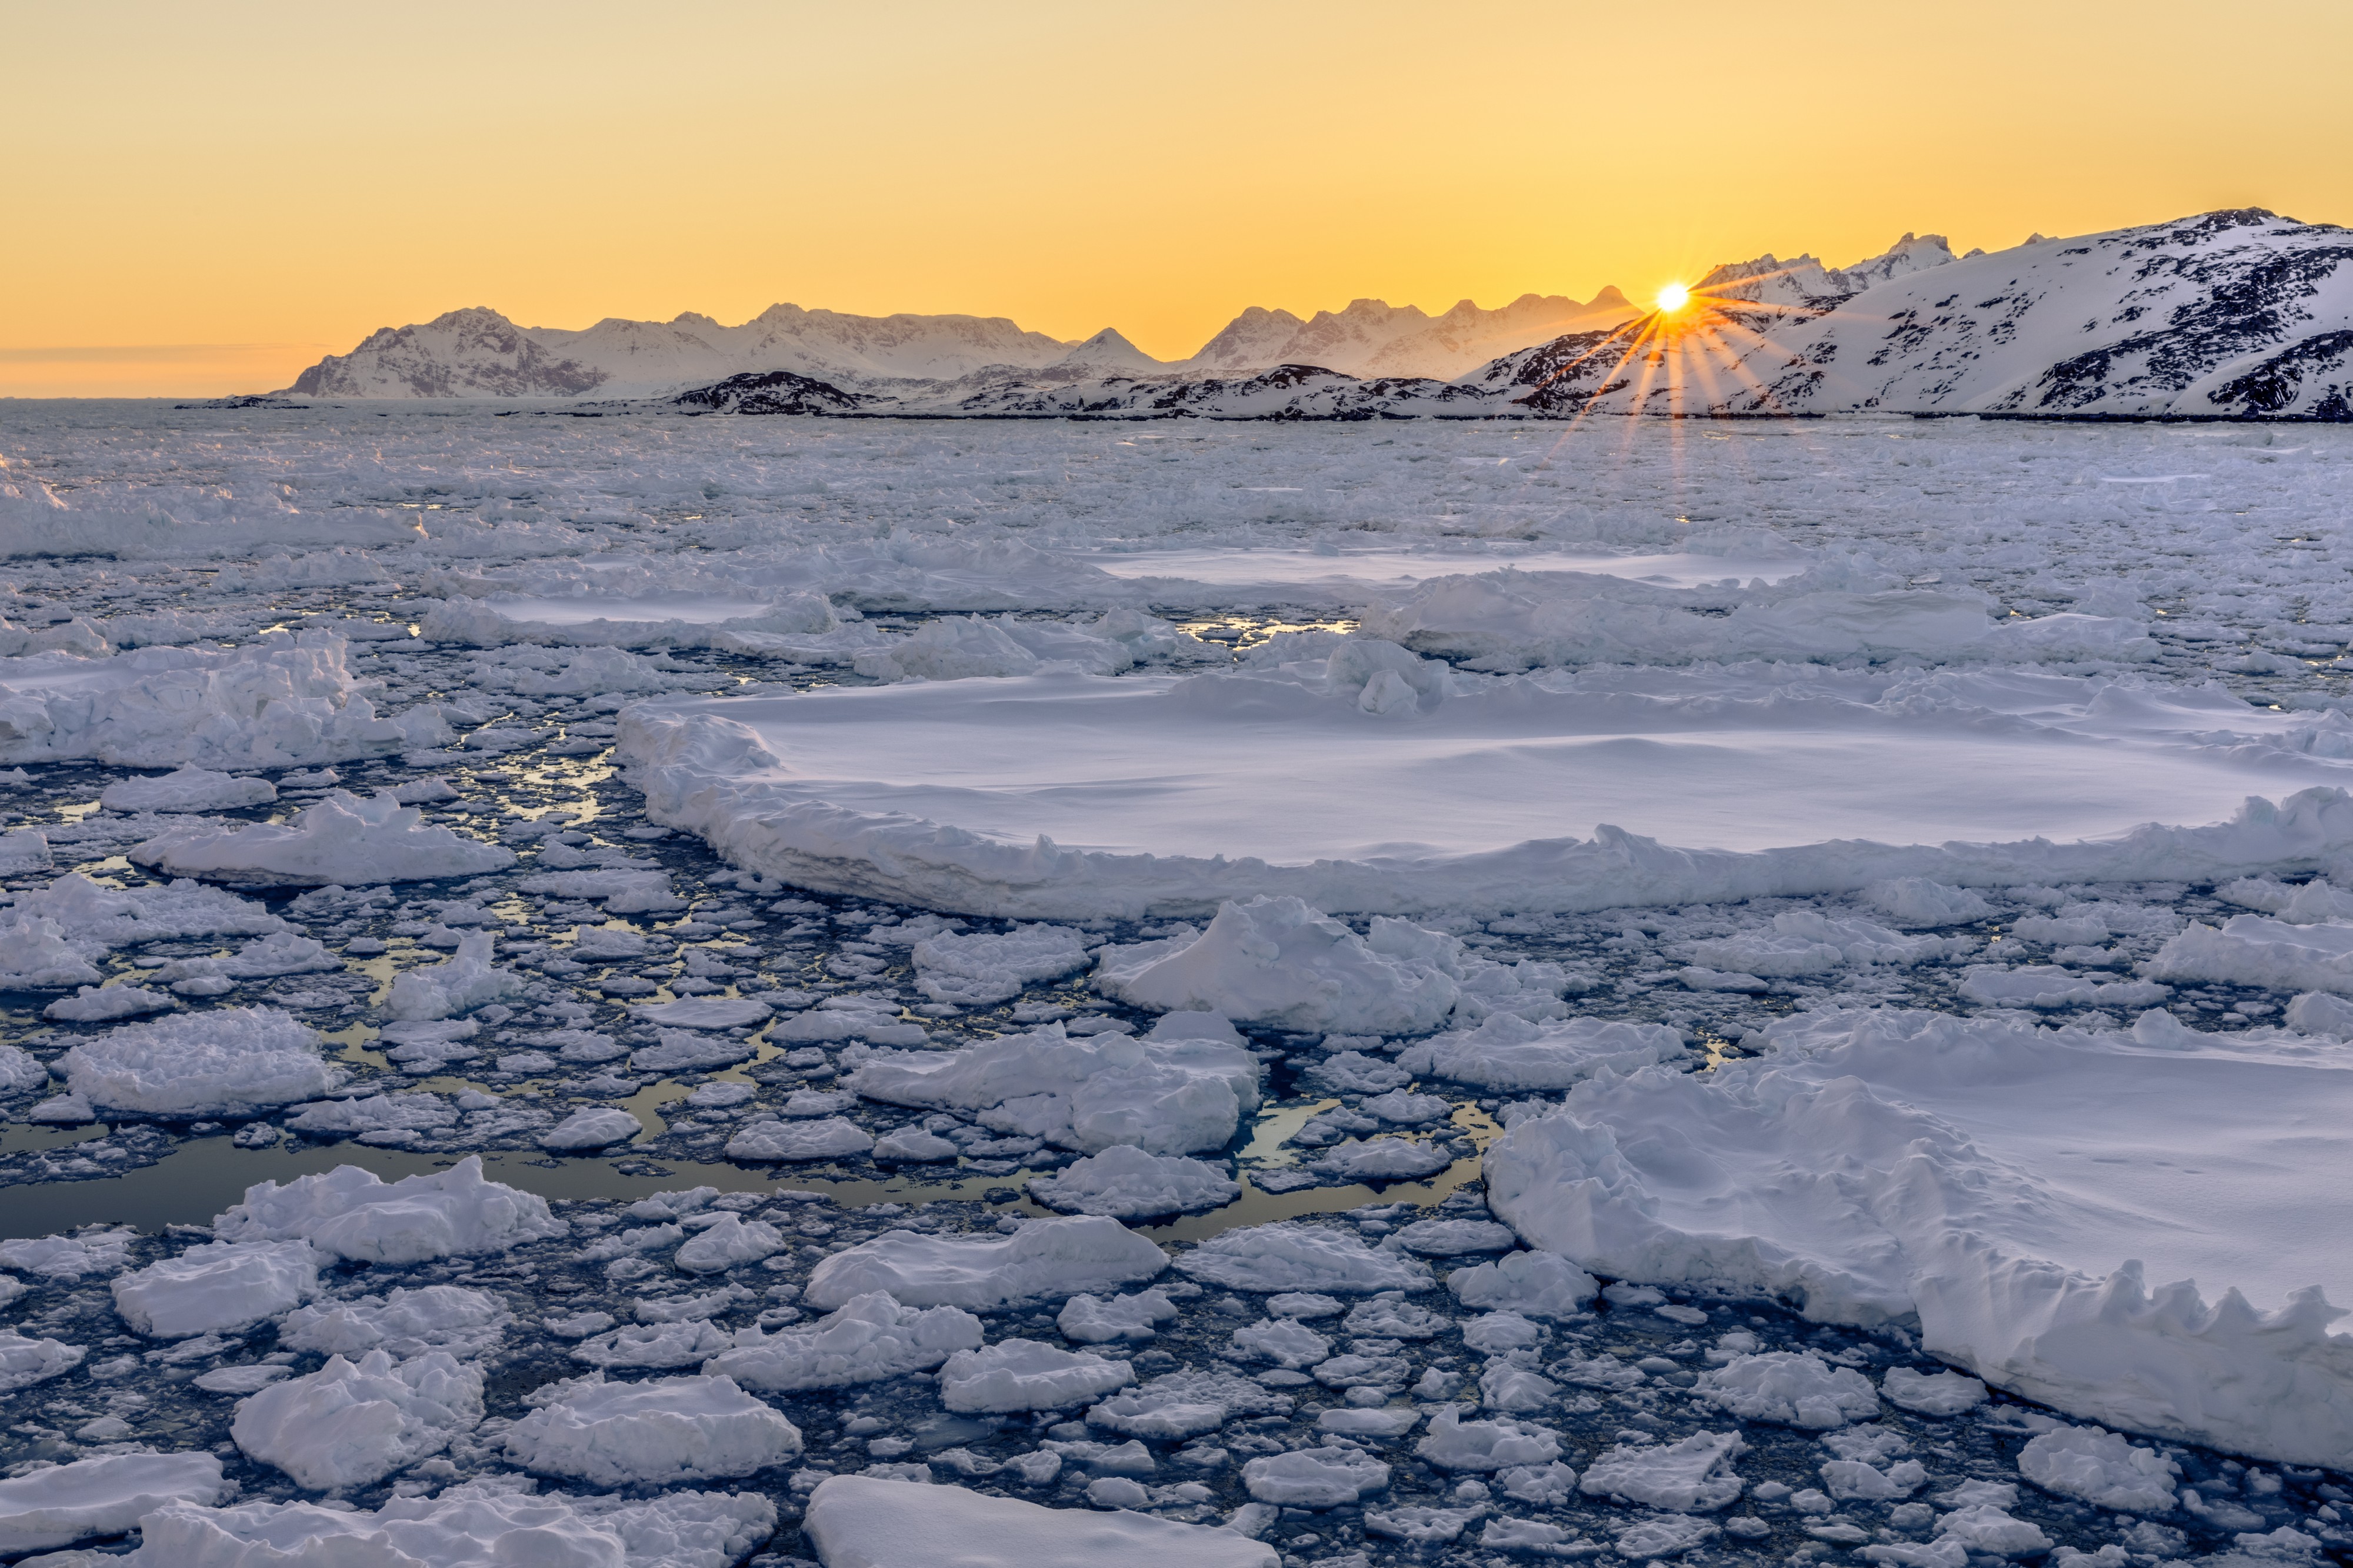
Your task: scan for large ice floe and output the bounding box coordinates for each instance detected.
[131,788,515,885]
[621,649,2353,918]
[1484,1005,2353,1467]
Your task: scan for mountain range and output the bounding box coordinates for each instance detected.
[272,211,2353,420]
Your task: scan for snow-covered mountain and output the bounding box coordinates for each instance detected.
[1175,292,1636,380]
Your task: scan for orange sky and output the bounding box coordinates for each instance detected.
[8,0,2349,397]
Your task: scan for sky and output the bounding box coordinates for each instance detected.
[7,0,2350,397]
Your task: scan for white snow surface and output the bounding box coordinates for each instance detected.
[1483,1006,2353,1466]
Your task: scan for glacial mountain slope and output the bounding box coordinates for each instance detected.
[1180,293,1638,381]
[1521,210,2353,419]
[288,309,613,399]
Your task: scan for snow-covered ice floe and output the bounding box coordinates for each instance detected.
[1483,1005,2353,1466]
[621,656,2353,916]
[803,1473,1275,1567]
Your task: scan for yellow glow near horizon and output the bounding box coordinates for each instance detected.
[6,0,2352,397]
[1656,283,1691,315]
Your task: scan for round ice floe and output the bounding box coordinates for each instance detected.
[42,984,177,1023]
[1392,1218,1515,1256]
[1360,1088,1451,1123]
[276,1286,510,1360]
[1614,1514,1721,1559]
[1229,1317,1331,1369]
[1415,1406,1565,1472]
[0,915,99,989]
[1314,1135,1454,1181]
[1321,1406,1422,1438]
[802,1473,1272,1568]
[1881,1365,1988,1416]
[539,1106,642,1150]
[1694,1351,1879,1429]
[1579,1432,1747,1510]
[504,1372,802,1485]
[632,996,775,1030]
[0,1451,229,1556]
[231,1348,484,1490]
[1462,1312,1547,1356]
[573,1319,736,1370]
[1028,1144,1239,1218]
[111,1240,321,1339]
[873,1126,959,1161]
[384,932,525,1022]
[705,1291,985,1390]
[1058,1288,1180,1344]
[912,923,1092,1006]
[1446,1249,1598,1319]
[1242,1445,1392,1506]
[724,1116,874,1161]
[805,1215,1166,1311]
[1342,1293,1445,1337]
[60,1006,338,1117]
[938,1338,1134,1413]
[1366,1503,1480,1544]
[1864,877,1996,929]
[0,1329,86,1392]
[1174,1222,1432,1294]
[99,762,273,810]
[1267,1292,1344,1318]
[215,1155,566,1264]
[676,1213,785,1273]
[2016,1427,2180,1512]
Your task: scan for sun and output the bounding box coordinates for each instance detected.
[1655,282,1691,313]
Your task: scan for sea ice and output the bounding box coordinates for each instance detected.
[59,1005,339,1116]
[131,788,512,885]
[1175,1222,1434,1293]
[1447,1248,1600,1318]
[722,1116,874,1160]
[1241,1445,1392,1506]
[542,1105,645,1149]
[704,1290,985,1390]
[231,1348,484,1490]
[1694,1351,1881,1428]
[0,1452,229,1556]
[276,1285,511,1359]
[111,1239,322,1338]
[1579,1432,1748,1510]
[0,1328,87,1390]
[2015,1427,2181,1512]
[1058,1289,1180,1344]
[912,922,1093,1005]
[1028,1143,1240,1217]
[215,1156,568,1263]
[385,931,526,1020]
[804,1215,1165,1310]
[99,762,277,813]
[938,1338,1134,1412]
[504,1372,802,1484]
[802,1473,1278,1568]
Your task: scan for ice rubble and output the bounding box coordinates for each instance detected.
[912,922,1092,1005]
[132,788,515,885]
[59,1006,341,1116]
[844,1017,1260,1156]
[231,1348,484,1489]
[0,1452,229,1556]
[111,1239,322,1338]
[386,932,526,1020]
[215,1155,568,1263]
[504,1372,802,1484]
[1483,1006,2353,1466]
[126,1485,777,1568]
[803,1215,1167,1310]
[0,633,449,768]
[1580,1431,1748,1510]
[98,762,277,813]
[705,1290,985,1389]
[0,1327,85,1390]
[621,662,2353,918]
[803,1473,1278,1568]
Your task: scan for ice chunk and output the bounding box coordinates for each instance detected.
[1392,1218,1515,1255]
[100,763,277,813]
[2147,914,2353,994]
[129,1486,776,1568]
[385,931,526,1020]
[1086,1368,1282,1439]
[0,1328,87,1390]
[1935,1504,2054,1557]
[939,1338,1134,1412]
[231,1348,484,1490]
[1028,1145,1239,1218]
[1175,1221,1433,1293]
[1416,1405,1565,1472]
[277,1286,511,1360]
[112,1240,321,1339]
[0,1452,229,1556]
[1882,1365,1988,1416]
[1447,1249,1599,1319]
[0,916,102,988]
[572,1320,736,1370]
[132,789,512,886]
[675,1213,785,1272]
[705,1290,985,1390]
[2015,1427,2179,1512]
[541,1106,644,1149]
[1241,1445,1392,1506]
[504,1372,802,1484]
[802,1473,1277,1568]
[846,1021,1260,1156]
[1315,1134,1454,1180]
[285,1091,458,1140]
[724,1116,874,1161]
[1579,1432,1747,1511]
[44,982,178,1022]
[805,1215,1166,1310]
[914,923,1092,1006]
[0,1042,46,1088]
[215,1155,566,1263]
[1694,1351,1880,1428]
[0,1226,136,1278]
[61,1005,339,1116]
[1059,1289,1180,1344]
[1229,1317,1331,1369]
[1096,896,1557,1034]
[631,996,775,1029]
[1398,1013,1686,1092]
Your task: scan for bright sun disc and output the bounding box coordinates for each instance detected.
[1656,282,1691,313]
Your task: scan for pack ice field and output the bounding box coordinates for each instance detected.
[1,406,2351,1568]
